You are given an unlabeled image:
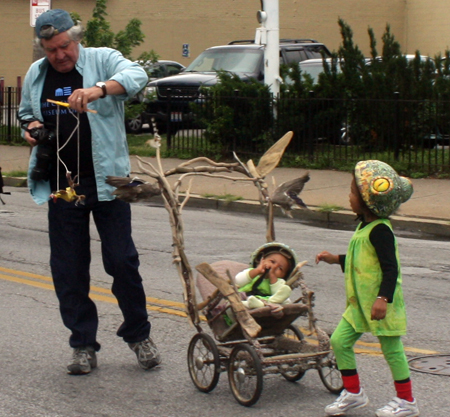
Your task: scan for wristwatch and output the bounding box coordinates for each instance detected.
[95,81,107,98]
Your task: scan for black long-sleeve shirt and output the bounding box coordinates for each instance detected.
[338,222,398,302]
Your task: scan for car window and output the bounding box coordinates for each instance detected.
[148,65,165,79]
[166,64,184,76]
[300,60,342,83]
[185,49,262,74]
[300,63,326,83]
[284,49,309,64]
[305,46,329,59]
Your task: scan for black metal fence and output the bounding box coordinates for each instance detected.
[0,86,22,144]
[166,93,450,175]
[3,86,449,175]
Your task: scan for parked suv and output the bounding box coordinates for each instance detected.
[143,39,331,133]
[125,60,185,133]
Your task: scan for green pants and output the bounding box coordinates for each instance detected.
[331,318,410,381]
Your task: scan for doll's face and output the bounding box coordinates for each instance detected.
[263,253,290,279]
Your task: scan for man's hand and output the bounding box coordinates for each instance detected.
[68,81,126,113]
[24,121,44,146]
[68,87,104,113]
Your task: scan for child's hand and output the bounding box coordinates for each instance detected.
[255,259,270,275]
[315,251,339,265]
[371,298,388,320]
[248,259,270,279]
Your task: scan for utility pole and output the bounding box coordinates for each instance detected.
[255,0,280,96]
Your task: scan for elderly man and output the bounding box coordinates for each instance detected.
[18,9,160,375]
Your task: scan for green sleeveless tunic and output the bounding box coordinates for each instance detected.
[342,219,407,336]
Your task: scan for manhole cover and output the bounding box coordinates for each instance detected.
[409,355,450,376]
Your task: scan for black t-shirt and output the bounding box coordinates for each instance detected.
[41,65,94,184]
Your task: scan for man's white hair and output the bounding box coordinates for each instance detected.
[34,21,84,50]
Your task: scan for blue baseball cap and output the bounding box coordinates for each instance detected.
[35,9,74,39]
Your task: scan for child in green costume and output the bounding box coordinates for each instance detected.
[316,160,419,417]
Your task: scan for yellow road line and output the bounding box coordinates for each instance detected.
[0,268,187,317]
[0,273,55,291]
[0,267,439,355]
[0,266,186,310]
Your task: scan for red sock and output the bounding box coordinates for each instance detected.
[395,380,413,402]
[342,374,361,394]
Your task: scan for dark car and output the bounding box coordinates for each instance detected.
[125,60,185,133]
[143,39,331,133]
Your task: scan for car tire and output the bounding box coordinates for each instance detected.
[125,113,143,134]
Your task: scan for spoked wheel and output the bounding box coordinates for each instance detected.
[125,113,143,134]
[279,324,306,382]
[318,350,343,394]
[227,343,263,407]
[187,333,221,393]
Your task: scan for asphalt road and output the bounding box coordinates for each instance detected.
[0,186,449,416]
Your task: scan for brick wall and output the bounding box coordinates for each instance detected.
[0,0,447,86]
[405,0,450,56]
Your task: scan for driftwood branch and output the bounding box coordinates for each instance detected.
[135,157,160,178]
[164,158,246,176]
[107,131,295,328]
[196,288,220,311]
[196,262,261,338]
[172,171,260,197]
[285,261,308,288]
[179,179,193,212]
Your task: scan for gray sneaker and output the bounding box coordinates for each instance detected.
[128,337,161,370]
[375,397,420,417]
[325,388,369,416]
[67,346,97,375]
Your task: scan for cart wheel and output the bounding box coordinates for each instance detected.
[187,333,221,393]
[228,343,263,407]
[318,350,343,394]
[279,324,306,382]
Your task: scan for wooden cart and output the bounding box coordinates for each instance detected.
[189,258,343,406]
[107,129,343,406]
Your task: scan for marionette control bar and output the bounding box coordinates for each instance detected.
[47,99,98,114]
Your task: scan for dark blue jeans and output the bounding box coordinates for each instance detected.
[48,177,150,350]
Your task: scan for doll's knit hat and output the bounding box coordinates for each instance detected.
[354,160,413,218]
[250,242,298,278]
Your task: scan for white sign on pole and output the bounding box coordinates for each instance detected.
[30,0,51,28]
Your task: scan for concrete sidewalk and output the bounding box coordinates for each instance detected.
[1,144,449,238]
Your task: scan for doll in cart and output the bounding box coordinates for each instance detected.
[236,242,297,312]
[205,242,304,327]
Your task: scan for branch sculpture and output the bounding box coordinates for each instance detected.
[106,128,309,333]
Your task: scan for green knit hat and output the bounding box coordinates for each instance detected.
[354,160,413,218]
[250,242,298,278]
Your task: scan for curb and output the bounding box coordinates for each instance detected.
[184,195,450,240]
[2,176,27,187]
[4,177,449,240]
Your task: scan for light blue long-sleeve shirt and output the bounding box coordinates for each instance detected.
[17,44,148,205]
